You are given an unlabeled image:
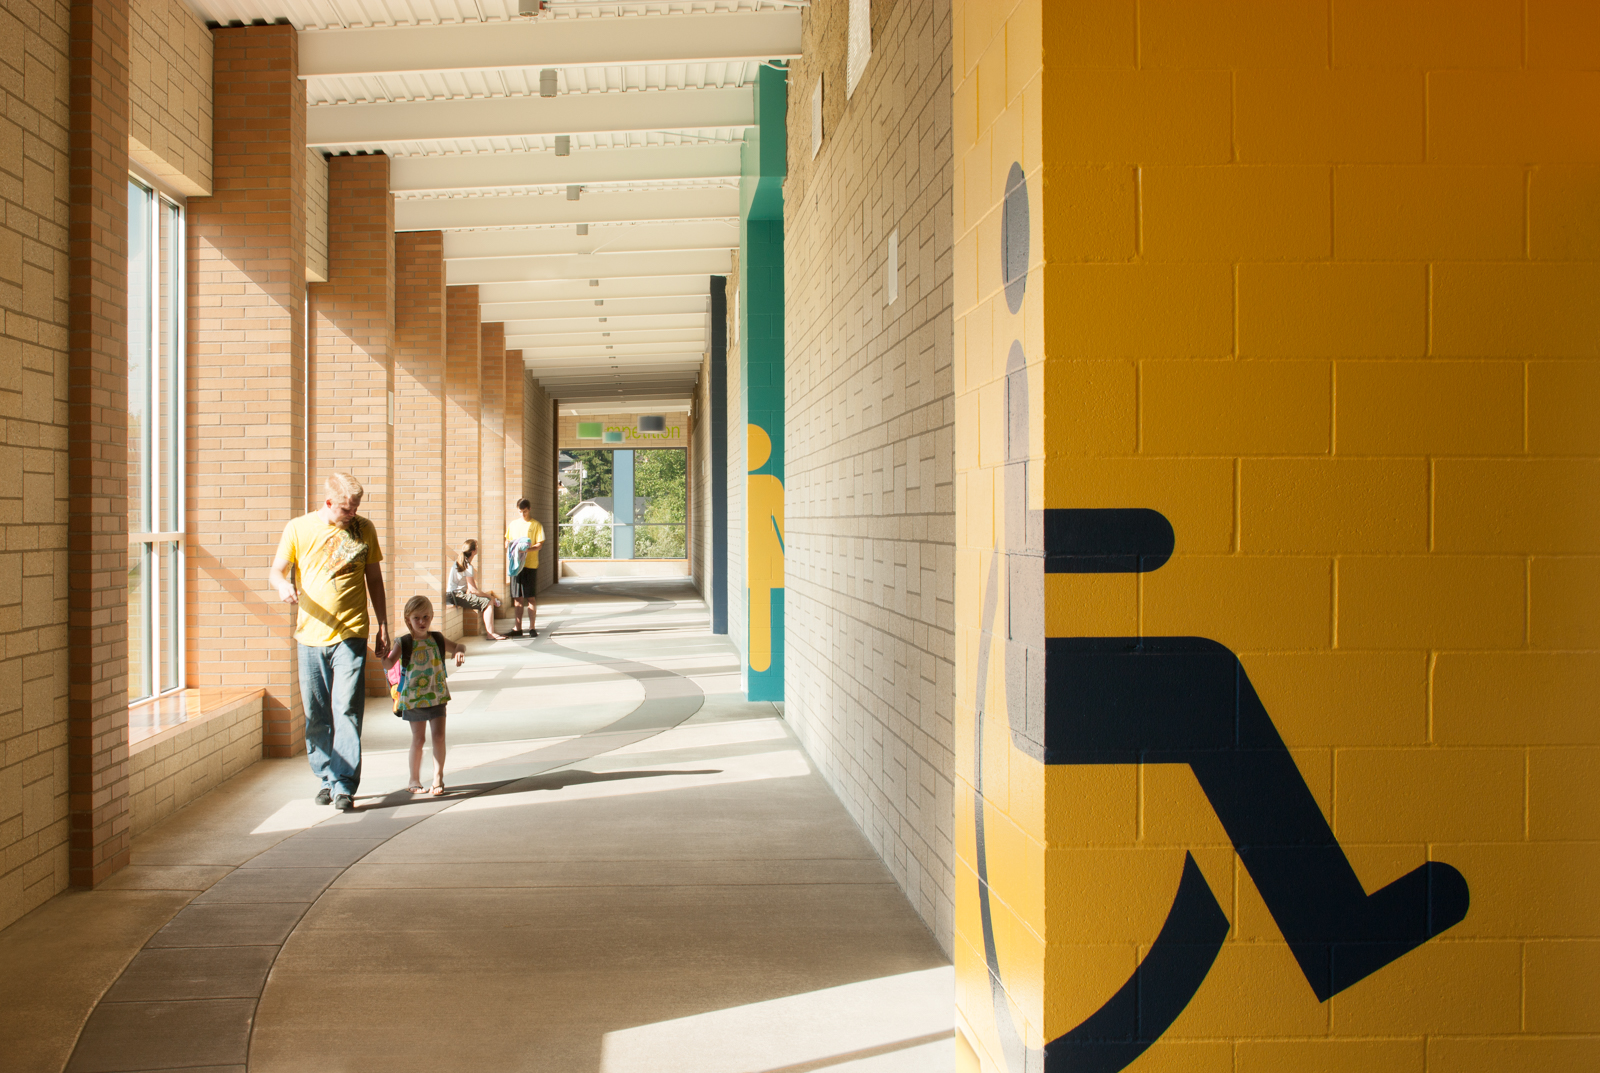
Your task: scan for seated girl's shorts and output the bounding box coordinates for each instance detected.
[446,591,490,612]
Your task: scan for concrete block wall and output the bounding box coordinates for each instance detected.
[0,0,74,928]
[127,0,210,197]
[954,1,1600,1069]
[783,0,957,951]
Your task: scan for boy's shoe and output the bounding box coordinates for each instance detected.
[315,787,332,806]
[509,628,523,637]
[333,793,354,812]
[529,628,539,637]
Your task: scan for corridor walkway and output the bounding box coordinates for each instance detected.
[0,580,953,1073]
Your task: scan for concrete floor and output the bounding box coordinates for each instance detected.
[0,578,953,1073]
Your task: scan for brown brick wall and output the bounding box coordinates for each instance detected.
[0,0,75,929]
[309,152,393,696]
[394,230,446,629]
[443,285,480,637]
[67,0,132,890]
[186,24,306,757]
[478,321,505,600]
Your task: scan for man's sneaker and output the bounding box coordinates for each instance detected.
[315,787,332,806]
[333,793,354,812]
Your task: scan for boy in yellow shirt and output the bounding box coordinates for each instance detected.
[268,473,390,811]
[504,497,545,637]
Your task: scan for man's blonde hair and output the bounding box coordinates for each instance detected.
[326,472,364,502]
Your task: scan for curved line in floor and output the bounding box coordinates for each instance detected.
[64,590,706,1073]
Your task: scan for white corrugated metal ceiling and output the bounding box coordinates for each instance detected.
[188,0,801,403]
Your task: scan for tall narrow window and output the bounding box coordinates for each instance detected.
[847,0,871,97]
[127,180,185,702]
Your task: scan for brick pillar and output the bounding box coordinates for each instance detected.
[395,231,446,628]
[479,322,506,601]
[187,24,306,757]
[503,348,524,517]
[308,153,394,695]
[67,0,131,887]
[443,285,480,637]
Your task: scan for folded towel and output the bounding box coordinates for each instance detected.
[507,538,531,577]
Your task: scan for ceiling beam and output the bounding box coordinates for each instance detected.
[551,389,698,405]
[476,274,713,305]
[497,312,707,335]
[518,340,705,356]
[396,187,737,231]
[441,221,738,260]
[446,248,730,286]
[478,295,708,320]
[299,11,801,79]
[529,363,703,381]
[307,87,753,148]
[392,145,741,193]
[509,328,705,349]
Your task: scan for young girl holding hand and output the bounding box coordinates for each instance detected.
[384,595,465,795]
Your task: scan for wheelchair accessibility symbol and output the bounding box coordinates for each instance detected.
[974,163,1470,1073]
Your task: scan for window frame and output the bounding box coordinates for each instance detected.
[127,177,187,703]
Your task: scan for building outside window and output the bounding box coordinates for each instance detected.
[127,179,185,702]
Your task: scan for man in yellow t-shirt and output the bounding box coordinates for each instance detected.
[504,497,545,637]
[268,472,390,811]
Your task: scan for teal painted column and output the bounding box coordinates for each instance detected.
[741,64,786,702]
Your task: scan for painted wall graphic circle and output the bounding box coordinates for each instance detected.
[1002,162,1028,314]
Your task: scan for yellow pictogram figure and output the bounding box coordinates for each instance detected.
[747,423,784,673]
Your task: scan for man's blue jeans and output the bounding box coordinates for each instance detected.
[298,637,367,796]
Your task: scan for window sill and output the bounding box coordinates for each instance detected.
[129,687,265,754]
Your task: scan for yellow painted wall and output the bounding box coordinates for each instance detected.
[954,1,1600,1070]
